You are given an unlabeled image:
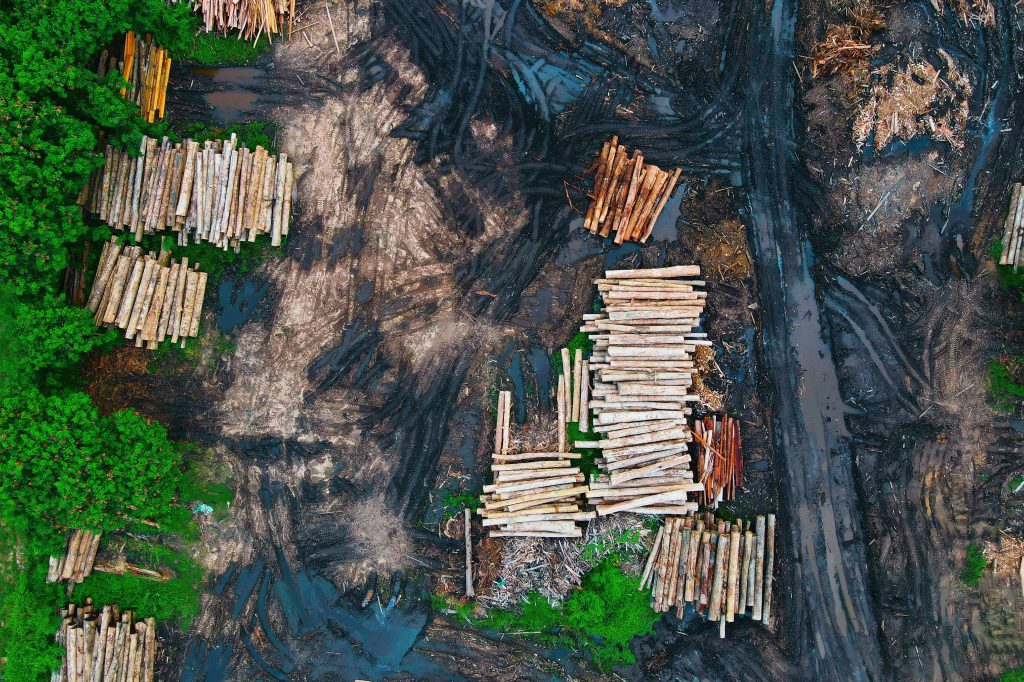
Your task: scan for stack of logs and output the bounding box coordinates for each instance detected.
[79,134,295,250]
[583,136,683,244]
[556,346,591,450]
[576,265,708,516]
[185,0,295,41]
[999,182,1024,268]
[87,238,207,349]
[693,415,743,508]
[641,512,775,637]
[96,32,170,122]
[479,391,593,538]
[47,531,102,585]
[53,601,156,682]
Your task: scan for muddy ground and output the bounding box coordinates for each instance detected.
[89,0,1024,679]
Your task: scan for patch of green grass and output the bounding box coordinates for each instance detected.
[478,559,659,669]
[988,357,1024,413]
[1009,475,1024,493]
[431,593,475,623]
[181,31,271,66]
[1001,668,1024,682]
[174,120,279,155]
[440,489,481,520]
[990,240,1024,295]
[550,332,594,376]
[124,232,278,286]
[75,543,203,626]
[960,543,988,587]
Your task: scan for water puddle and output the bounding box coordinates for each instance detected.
[217,278,270,334]
[205,90,259,124]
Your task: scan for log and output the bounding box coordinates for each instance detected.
[571,349,583,422]
[709,532,728,621]
[189,272,209,337]
[684,522,703,602]
[596,488,697,515]
[494,391,505,455]
[762,514,775,625]
[464,507,474,599]
[557,373,567,453]
[492,452,581,462]
[641,168,683,242]
[605,265,700,279]
[666,518,685,608]
[484,476,582,495]
[738,530,753,616]
[726,526,740,622]
[584,140,613,231]
[640,524,664,590]
[752,515,766,620]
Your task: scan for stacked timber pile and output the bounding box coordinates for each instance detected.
[583,137,683,244]
[47,531,102,585]
[96,32,170,122]
[185,0,295,41]
[1000,182,1024,268]
[53,601,156,682]
[479,391,593,538]
[577,265,708,515]
[87,238,207,349]
[79,134,295,249]
[641,512,776,637]
[693,415,743,508]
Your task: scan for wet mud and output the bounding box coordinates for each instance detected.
[131,0,1024,679]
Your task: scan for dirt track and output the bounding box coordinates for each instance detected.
[147,0,1024,679]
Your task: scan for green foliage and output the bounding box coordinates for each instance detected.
[440,489,481,520]
[960,543,988,587]
[988,358,1024,413]
[550,332,594,376]
[0,0,193,296]
[175,120,278,155]
[181,32,271,66]
[479,560,659,669]
[1000,668,1024,682]
[76,543,202,626]
[129,233,278,285]
[0,572,63,682]
[0,387,181,543]
[430,593,475,623]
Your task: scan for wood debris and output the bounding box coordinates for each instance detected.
[478,391,593,538]
[79,134,296,250]
[582,137,683,244]
[693,415,743,508]
[577,265,707,515]
[95,32,170,122]
[86,237,207,350]
[181,0,295,41]
[53,601,156,682]
[641,512,775,637]
[808,2,884,79]
[46,530,102,585]
[999,183,1024,268]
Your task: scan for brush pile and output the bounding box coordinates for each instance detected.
[185,0,295,41]
[47,531,102,585]
[54,601,157,682]
[999,183,1024,268]
[641,512,775,637]
[79,134,295,250]
[96,32,170,122]
[576,266,708,515]
[583,137,683,244]
[86,237,207,349]
[693,415,743,508]
[479,391,593,538]
[808,3,884,79]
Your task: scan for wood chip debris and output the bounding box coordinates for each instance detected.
[54,601,157,682]
[79,134,296,250]
[180,0,296,41]
[693,415,744,508]
[86,237,207,350]
[641,512,775,637]
[582,137,683,244]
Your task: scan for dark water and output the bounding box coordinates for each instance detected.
[217,278,270,334]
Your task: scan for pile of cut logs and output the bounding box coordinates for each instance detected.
[999,182,1024,268]
[557,346,591,448]
[479,391,594,538]
[79,134,295,250]
[47,531,102,585]
[96,32,170,122]
[184,0,295,41]
[583,137,683,244]
[641,512,775,637]
[87,238,207,349]
[576,266,708,515]
[53,601,156,682]
[693,415,743,508]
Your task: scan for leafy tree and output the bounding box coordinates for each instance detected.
[0,573,63,682]
[0,387,180,543]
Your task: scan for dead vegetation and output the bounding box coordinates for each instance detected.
[984,533,1024,577]
[809,1,885,79]
[933,0,996,26]
[535,0,627,36]
[853,49,972,150]
[686,218,752,282]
